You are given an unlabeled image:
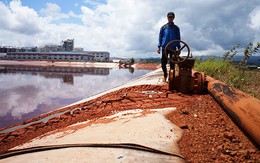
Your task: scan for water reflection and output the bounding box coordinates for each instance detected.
[0,64,150,129]
[0,65,109,85]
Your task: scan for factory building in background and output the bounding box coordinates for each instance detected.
[0,39,110,62]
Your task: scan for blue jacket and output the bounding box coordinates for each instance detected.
[158,22,181,50]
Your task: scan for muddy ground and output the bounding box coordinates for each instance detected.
[0,63,259,162]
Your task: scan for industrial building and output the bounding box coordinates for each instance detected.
[62,39,74,51]
[4,51,110,62]
[0,39,110,62]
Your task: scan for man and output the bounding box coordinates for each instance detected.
[157,12,181,82]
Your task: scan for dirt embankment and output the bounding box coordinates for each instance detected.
[134,63,160,70]
[0,83,259,162]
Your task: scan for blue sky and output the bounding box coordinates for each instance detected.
[2,0,107,12]
[1,0,106,24]
[0,0,259,58]
[29,0,83,15]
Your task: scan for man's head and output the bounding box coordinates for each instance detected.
[167,12,175,22]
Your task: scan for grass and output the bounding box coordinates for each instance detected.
[194,58,260,99]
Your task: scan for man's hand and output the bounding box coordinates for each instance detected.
[157,48,160,54]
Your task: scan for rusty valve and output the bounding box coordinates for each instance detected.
[165,40,190,64]
[164,40,207,94]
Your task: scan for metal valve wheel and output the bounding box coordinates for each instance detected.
[165,40,190,64]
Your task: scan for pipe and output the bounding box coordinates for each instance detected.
[206,76,260,146]
[0,143,185,160]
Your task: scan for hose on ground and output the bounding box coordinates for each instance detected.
[0,143,185,160]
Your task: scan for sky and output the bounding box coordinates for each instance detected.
[0,0,259,58]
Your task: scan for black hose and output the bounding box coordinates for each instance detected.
[0,143,185,160]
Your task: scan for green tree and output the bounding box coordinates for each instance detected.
[129,57,135,65]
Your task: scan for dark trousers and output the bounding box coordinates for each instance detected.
[161,49,175,78]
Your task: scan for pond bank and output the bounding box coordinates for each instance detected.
[0,65,259,162]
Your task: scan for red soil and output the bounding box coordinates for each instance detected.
[0,64,260,162]
[0,83,259,162]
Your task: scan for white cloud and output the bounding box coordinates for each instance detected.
[40,2,61,16]
[81,6,95,26]
[249,6,260,45]
[0,0,42,35]
[250,6,260,30]
[0,0,259,58]
[40,2,70,22]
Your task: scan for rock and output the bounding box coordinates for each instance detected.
[5,135,16,142]
[22,119,34,125]
[81,105,93,110]
[180,125,189,129]
[224,132,235,140]
[167,93,183,100]
[125,92,146,98]
[47,117,60,124]
[112,102,120,108]
[158,93,167,98]
[33,121,45,127]
[161,84,168,90]
[231,138,240,143]
[141,103,154,108]
[0,133,8,142]
[25,125,37,131]
[229,150,237,156]
[95,101,103,106]
[10,128,26,136]
[73,109,81,115]
[60,114,70,120]
[121,99,132,103]
[103,96,123,103]
[141,99,154,103]
[24,122,45,131]
[217,145,223,150]
[181,110,189,114]
[247,149,256,154]
[220,154,229,159]
[105,105,112,110]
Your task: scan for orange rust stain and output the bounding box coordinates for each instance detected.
[207,77,260,145]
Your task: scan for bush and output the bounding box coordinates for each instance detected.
[194,42,260,99]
